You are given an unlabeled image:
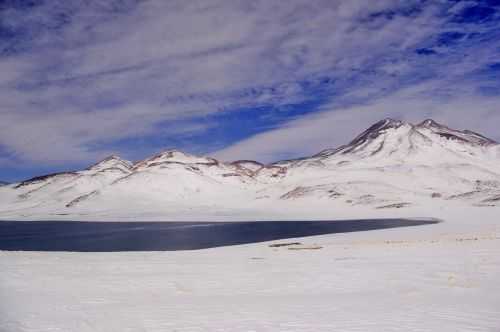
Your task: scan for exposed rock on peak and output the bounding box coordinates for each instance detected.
[417,119,444,128]
[416,120,497,146]
[255,165,287,180]
[310,119,405,159]
[15,171,79,188]
[87,155,133,172]
[296,118,498,167]
[347,118,404,146]
[231,160,264,173]
[133,149,218,171]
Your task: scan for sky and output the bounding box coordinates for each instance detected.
[0,0,499,182]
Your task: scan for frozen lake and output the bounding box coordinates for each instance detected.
[0,219,439,251]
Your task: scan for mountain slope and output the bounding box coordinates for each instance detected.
[267,118,500,208]
[0,119,499,220]
[283,118,498,168]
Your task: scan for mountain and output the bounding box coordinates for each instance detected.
[287,118,497,166]
[0,181,8,187]
[0,119,499,220]
[272,118,500,205]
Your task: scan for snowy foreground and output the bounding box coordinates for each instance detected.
[1,207,499,332]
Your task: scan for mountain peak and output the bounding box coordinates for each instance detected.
[416,119,497,146]
[381,118,403,126]
[100,155,123,162]
[133,149,218,170]
[345,118,404,148]
[351,118,497,148]
[417,119,445,128]
[155,149,193,158]
[307,117,498,164]
[87,155,133,171]
[366,118,404,132]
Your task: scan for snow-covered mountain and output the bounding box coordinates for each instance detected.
[1,119,499,220]
[0,181,8,187]
[268,119,500,208]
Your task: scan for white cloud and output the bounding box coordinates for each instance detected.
[213,85,500,163]
[0,0,498,167]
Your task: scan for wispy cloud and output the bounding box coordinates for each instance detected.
[214,83,500,162]
[0,0,499,177]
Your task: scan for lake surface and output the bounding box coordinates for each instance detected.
[0,219,439,252]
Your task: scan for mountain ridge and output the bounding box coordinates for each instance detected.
[14,118,497,184]
[1,118,499,219]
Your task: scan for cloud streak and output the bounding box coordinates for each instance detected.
[214,83,500,162]
[0,0,499,179]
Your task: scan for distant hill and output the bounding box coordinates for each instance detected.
[1,118,499,219]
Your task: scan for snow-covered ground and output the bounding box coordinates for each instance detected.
[1,206,499,332]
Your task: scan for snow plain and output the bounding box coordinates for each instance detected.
[1,206,499,332]
[1,119,499,331]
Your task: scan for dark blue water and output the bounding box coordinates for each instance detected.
[0,219,439,252]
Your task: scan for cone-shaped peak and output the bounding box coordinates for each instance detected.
[417,119,445,128]
[416,119,497,146]
[150,149,214,162]
[347,118,404,147]
[87,155,133,171]
[381,118,404,126]
[99,155,123,162]
[155,149,193,159]
[133,149,219,170]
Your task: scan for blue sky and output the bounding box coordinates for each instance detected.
[1,0,500,182]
